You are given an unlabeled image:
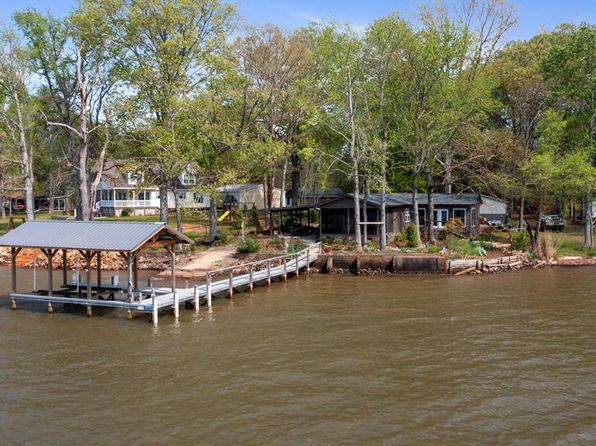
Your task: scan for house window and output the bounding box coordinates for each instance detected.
[137,190,150,201]
[418,208,426,226]
[193,193,204,204]
[404,209,410,224]
[127,172,142,185]
[471,207,477,227]
[100,190,112,201]
[181,173,196,185]
[453,208,466,225]
[178,191,187,200]
[115,190,128,201]
[433,209,449,228]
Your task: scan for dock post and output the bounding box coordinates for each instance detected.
[306,249,310,274]
[295,255,300,277]
[85,251,92,317]
[194,285,200,313]
[185,280,189,289]
[174,291,179,321]
[206,274,212,308]
[228,271,234,298]
[62,249,68,287]
[10,247,17,310]
[267,261,271,286]
[283,258,287,281]
[249,265,254,292]
[152,290,158,327]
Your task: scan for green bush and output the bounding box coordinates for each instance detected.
[394,231,407,244]
[332,238,344,245]
[448,239,487,258]
[121,208,132,217]
[406,225,418,248]
[511,231,529,251]
[237,237,260,253]
[365,239,380,251]
[427,244,441,254]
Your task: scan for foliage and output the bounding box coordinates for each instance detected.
[237,237,260,254]
[120,208,131,217]
[427,244,441,254]
[511,231,530,251]
[405,225,418,248]
[448,240,487,258]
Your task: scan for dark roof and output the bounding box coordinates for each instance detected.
[320,193,482,208]
[0,221,192,252]
[300,188,344,198]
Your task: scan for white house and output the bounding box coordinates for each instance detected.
[97,161,209,217]
[217,183,282,210]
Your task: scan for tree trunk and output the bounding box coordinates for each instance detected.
[174,188,182,233]
[14,93,34,221]
[209,193,218,241]
[443,152,453,194]
[518,196,525,230]
[411,174,422,247]
[584,192,593,248]
[347,69,362,251]
[0,179,5,219]
[159,185,169,223]
[266,175,274,235]
[362,185,368,245]
[291,153,301,205]
[427,170,435,243]
[380,182,387,251]
[281,158,288,207]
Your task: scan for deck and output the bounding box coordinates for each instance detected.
[9,243,321,325]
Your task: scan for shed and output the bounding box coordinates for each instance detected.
[480,195,508,224]
[0,221,192,316]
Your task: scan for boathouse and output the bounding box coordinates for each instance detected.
[317,193,482,239]
[0,220,192,316]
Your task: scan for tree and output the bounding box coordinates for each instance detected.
[0,27,35,220]
[542,23,596,247]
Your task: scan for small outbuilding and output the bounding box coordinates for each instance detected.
[479,195,508,225]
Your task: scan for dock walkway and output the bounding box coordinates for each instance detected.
[10,243,321,325]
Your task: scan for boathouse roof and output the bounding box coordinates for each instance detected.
[0,221,192,252]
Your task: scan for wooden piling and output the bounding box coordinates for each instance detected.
[151,290,158,327]
[267,261,271,286]
[194,285,200,313]
[249,265,254,292]
[206,274,212,308]
[228,271,234,298]
[306,249,310,274]
[295,255,299,276]
[283,259,287,281]
[174,291,179,321]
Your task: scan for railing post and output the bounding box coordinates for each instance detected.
[267,260,271,286]
[194,284,200,313]
[206,274,212,308]
[249,265,254,292]
[295,254,300,277]
[228,271,234,298]
[283,257,287,281]
[306,249,310,274]
[152,289,158,327]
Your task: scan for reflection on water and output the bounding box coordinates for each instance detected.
[0,267,595,445]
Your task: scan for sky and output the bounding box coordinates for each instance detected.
[1,0,595,42]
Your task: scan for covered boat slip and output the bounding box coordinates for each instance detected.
[0,220,321,325]
[0,220,192,318]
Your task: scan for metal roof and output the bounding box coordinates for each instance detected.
[319,193,482,208]
[0,221,192,252]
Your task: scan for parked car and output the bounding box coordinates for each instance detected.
[540,214,566,231]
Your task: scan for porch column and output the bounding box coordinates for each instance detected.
[133,252,139,291]
[45,249,56,313]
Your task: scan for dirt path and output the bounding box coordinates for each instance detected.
[160,244,238,278]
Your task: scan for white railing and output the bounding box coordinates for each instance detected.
[98,199,160,208]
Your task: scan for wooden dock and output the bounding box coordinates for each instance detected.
[10,243,321,326]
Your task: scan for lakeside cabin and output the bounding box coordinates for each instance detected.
[272,192,493,239]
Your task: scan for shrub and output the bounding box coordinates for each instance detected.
[405,225,418,248]
[365,239,380,251]
[332,238,344,245]
[237,237,260,253]
[511,231,529,251]
[448,239,487,258]
[120,208,132,217]
[427,244,441,254]
[394,231,407,245]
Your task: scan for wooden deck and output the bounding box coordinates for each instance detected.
[9,243,321,325]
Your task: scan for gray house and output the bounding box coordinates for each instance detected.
[318,193,482,239]
[480,195,508,224]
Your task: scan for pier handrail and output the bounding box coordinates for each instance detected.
[205,242,321,278]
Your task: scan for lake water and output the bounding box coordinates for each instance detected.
[0,266,595,445]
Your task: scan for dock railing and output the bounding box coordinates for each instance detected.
[204,242,321,305]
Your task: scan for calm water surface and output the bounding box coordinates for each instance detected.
[0,267,595,445]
